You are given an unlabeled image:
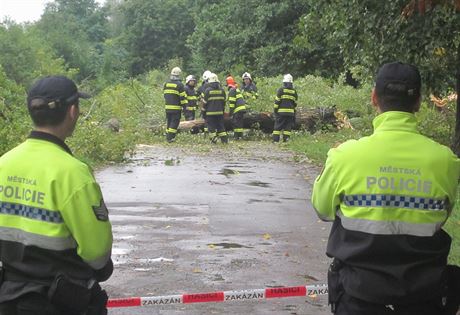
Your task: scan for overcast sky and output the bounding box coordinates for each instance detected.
[0,0,104,23]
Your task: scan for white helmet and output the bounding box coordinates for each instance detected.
[283,74,293,83]
[186,75,196,84]
[171,67,182,76]
[207,73,219,83]
[202,70,212,81]
[242,72,252,81]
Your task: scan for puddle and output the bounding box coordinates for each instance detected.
[208,242,253,249]
[110,214,208,224]
[115,235,135,240]
[163,158,181,166]
[219,168,240,177]
[248,199,281,204]
[137,257,174,263]
[219,168,254,177]
[246,181,271,188]
[112,248,131,255]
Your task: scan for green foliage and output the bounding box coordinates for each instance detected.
[117,0,194,75]
[295,0,460,93]
[446,188,460,265]
[188,0,309,76]
[417,104,456,146]
[0,66,30,156]
[0,22,72,86]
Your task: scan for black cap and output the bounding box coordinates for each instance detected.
[375,62,421,100]
[27,76,90,110]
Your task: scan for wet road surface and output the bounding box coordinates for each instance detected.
[97,143,332,315]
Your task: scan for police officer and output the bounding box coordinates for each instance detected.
[202,73,228,144]
[0,76,113,315]
[312,62,460,315]
[273,74,297,143]
[183,75,198,121]
[226,76,246,140]
[163,67,187,142]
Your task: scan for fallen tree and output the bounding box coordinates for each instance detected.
[178,107,347,134]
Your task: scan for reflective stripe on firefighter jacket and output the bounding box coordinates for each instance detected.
[163,80,187,112]
[311,111,460,305]
[228,87,246,115]
[184,85,198,111]
[241,82,258,100]
[203,84,226,116]
[274,85,297,116]
[0,131,113,301]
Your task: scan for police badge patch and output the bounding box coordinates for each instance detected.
[92,199,109,221]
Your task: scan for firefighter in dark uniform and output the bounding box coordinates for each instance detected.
[226,76,247,140]
[163,67,187,142]
[203,73,228,144]
[197,70,211,134]
[241,72,258,100]
[312,62,460,315]
[183,75,198,121]
[273,74,297,143]
[0,76,113,315]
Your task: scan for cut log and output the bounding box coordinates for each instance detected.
[178,107,342,134]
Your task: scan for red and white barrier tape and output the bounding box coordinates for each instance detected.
[107,284,328,308]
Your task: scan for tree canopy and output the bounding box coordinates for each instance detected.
[0,0,458,93]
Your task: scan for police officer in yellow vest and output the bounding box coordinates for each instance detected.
[312,62,460,315]
[0,76,113,315]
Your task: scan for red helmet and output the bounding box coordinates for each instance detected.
[226,76,237,88]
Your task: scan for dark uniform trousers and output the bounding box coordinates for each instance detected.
[166,112,181,142]
[334,293,445,315]
[329,262,460,315]
[206,116,228,143]
[273,115,294,142]
[0,289,108,315]
[232,111,245,139]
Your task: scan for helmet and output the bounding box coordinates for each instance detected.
[202,70,212,81]
[242,72,252,81]
[171,67,182,76]
[208,73,219,83]
[226,76,236,87]
[283,74,293,83]
[186,75,196,84]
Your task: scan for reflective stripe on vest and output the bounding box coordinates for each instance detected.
[337,212,442,237]
[281,95,296,101]
[165,105,182,110]
[278,108,295,113]
[206,111,224,116]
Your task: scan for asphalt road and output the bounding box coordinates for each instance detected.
[97,143,332,315]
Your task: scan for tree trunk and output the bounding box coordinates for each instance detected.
[178,107,339,134]
[452,42,460,156]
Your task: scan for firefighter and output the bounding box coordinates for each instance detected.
[226,76,246,140]
[272,74,297,143]
[183,75,198,121]
[202,73,228,144]
[0,76,113,315]
[312,62,460,315]
[241,72,259,101]
[163,67,187,142]
[198,70,212,134]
